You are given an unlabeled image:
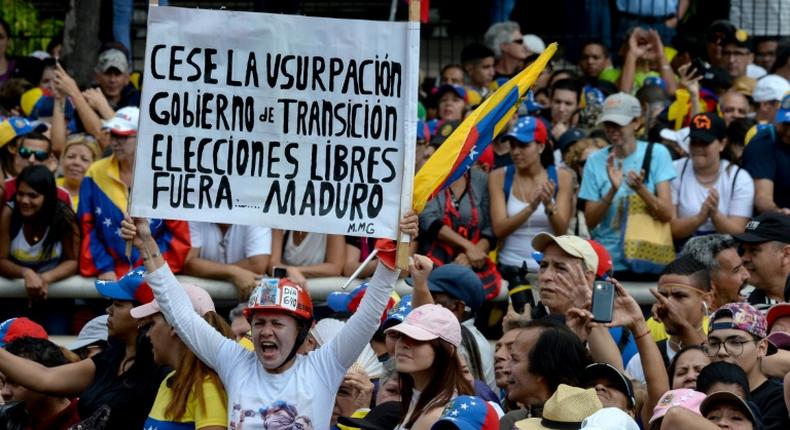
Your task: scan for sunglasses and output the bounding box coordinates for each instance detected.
[18,147,50,161]
[511,38,524,44]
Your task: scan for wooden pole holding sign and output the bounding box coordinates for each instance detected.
[396,0,420,270]
[124,0,160,261]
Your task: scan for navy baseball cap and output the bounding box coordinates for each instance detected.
[408,264,485,313]
[557,128,586,153]
[94,266,154,303]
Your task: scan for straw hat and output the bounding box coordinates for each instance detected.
[515,385,602,430]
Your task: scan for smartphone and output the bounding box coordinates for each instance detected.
[591,281,615,323]
[691,58,710,78]
[272,267,287,279]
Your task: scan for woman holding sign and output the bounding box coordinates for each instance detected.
[119,212,418,430]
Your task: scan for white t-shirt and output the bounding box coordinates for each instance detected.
[671,159,754,234]
[462,319,497,392]
[145,263,398,430]
[188,222,272,264]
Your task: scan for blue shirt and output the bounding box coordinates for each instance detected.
[578,141,676,271]
[742,125,790,210]
[617,0,677,16]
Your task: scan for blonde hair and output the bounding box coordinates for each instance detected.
[564,137,607,173]
[62,133,102,162]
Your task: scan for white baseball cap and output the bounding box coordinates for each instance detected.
[523,34,546,54]
[596,93,642,126]
[102,106,140,136]
[753,74,790,102]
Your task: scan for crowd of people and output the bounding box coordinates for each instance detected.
[2,1,790,429]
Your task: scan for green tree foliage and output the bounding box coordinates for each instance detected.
[1,0,64,56]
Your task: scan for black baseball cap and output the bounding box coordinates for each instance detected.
[734,213,790,244]
[582,363,636,408]
[337,401,401,430]
[689,113,726,144]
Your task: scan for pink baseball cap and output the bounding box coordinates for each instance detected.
[130,284,215,319]
[649,389,705,424]
[384,304,461,347]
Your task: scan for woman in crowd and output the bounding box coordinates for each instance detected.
[0,165,78,302]
[120,213,417,430]
[132,283,233,429]
[671,113,753,241]
[384,303,474,430]
[0,268,168,429]
[668,345,711,389]
[268,230,345,286]
[0,19,15,85]
[434,84,467,122]
[419,159,498,294]
[57,134,101,209]
[489,115,572,285]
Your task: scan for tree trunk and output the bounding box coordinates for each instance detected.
[62,0,102,87]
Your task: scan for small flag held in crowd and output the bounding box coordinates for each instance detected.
[412,43,558,212]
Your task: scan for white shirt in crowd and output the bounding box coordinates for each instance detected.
[188,222,272,263]
[671,159,754,234]
[145,263,398,430]
[462,319,498,391]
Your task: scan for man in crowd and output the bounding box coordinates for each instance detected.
[734,213,790,310]
[718,91,752,126]
[682,234,751,310]
[183,222,272,299]
[706,302,790,429]
[0,337,81,429]
[460,43,496,105]
[483,21,528,81]
[753,75,790,123]
[0,131,71,206]
[502,319,588,428]
[742,93,790,214]
[79,107,190,280]
[579,41,612,80]
[755,37,781,71]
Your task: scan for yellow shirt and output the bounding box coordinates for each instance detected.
[144,371,228,429]
[56,177,79,209]
[646,316,710,343]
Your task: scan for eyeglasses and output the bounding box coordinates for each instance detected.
[511,38,524,44]
[703,336,757,357]
[18,147,49,161]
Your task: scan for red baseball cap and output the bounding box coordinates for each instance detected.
[0,317,48,347]
[587,239,613,279]
[767,303,790,331]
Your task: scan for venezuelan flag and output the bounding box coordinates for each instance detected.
[412,43,557,212]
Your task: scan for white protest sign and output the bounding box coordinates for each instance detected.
[130,6,418,239]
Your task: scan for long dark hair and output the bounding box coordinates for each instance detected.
[12,165,77,260]
[399,338,474,429]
